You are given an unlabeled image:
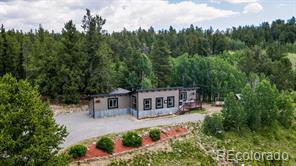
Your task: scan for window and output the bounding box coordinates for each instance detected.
[132,96,137,109]
[179,92,187,101]
[155,97,163,109]
[108,98,118,109]
[167,96,175,108]
[143,98,152,110]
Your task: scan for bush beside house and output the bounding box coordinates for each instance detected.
[96,137,114,154]
[149,129,161,141]
[122,131,142,147]
[68,145,87,158]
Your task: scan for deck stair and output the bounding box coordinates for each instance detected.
[175,100,202,115]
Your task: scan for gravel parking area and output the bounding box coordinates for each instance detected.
[55,112,205,148]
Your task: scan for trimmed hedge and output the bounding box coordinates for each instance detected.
[68,144,87,158]
[149,129,161,141]
[96,136,114,154]
[122,131,142,147]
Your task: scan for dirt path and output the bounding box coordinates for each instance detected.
[202,103,222,115]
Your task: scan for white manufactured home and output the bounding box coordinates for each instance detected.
[89,87,201,119]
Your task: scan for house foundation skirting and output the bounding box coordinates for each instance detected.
[90,108,178,119]
[135,108,178,119]
[93,108,130,118]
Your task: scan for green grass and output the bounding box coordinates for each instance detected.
[199,124,296,165]
[109,139,216,166]
[287,53,296,70]
[107,121,296,166]
[190,108,207,114]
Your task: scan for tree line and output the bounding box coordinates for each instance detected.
[203,79,294,138]
[0,9,295,104]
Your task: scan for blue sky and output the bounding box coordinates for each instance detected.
[0,0,295,32]
[187,0,296,30]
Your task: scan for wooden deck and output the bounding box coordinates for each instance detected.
[176,100,202,115]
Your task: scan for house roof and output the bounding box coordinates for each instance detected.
[90,87,199,98]
[136,87,199,93]
[136,87,181,93]
[90,93,130,98]
[110,88,131,94]
[90,88,131,98]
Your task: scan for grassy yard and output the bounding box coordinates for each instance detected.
[190,108,208,114]
[106,121,296,166]
[109,139,216,166]
[198,124,296,166]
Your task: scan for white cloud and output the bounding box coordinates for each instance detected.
[0,0,111,32]
[216,0,263,15]
[99,0,238,32]
[243,2,263,13]
[0,0,238,32]
[219,0,259,3]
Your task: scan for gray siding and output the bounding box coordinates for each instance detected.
[137,90,179,112]
[136,107,178,119]
[94,108,130,118]
[183,89,197,101]
[90,94,130,118]
[89,87,198,119]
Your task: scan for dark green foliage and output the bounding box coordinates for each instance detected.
[151,38,172,87]
[82,9,113,94]
[58,20,85,104]
[241,84,261,131]
[68,145,87,158]
[96,137,114,154]
[122,131,142,147]
[149,129,161,141]
[0,74,68,165]
[125,51,154,90]
[0,14,296,104]
[222,92,246,131]
[277,92,294,128]
[171,54,246,101]
[203,114,224,138]
[219,79,293,133]
[256,80,279,127]
[239,45,295,90]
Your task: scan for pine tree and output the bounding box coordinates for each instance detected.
[151,38,171,87]
[0,74,68,165]
[82,9,113,94]
[57,20,85,104]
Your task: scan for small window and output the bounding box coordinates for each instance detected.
[180,92,187,101]
[155,97,163,109]
[143,98,152,110]
[167,96,175,108]
[108,98,118,109]
[132,96,137,109]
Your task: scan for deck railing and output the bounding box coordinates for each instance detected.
[176,100,202,115]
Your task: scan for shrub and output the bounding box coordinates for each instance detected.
[68,145,87,158]
[122,131,142,147]
[149,129,161,141]
[203,114,224,138]
[96,136,114,154]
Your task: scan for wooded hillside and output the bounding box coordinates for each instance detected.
[0,9,295,104]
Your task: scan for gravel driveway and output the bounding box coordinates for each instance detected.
[55,112,205,147]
